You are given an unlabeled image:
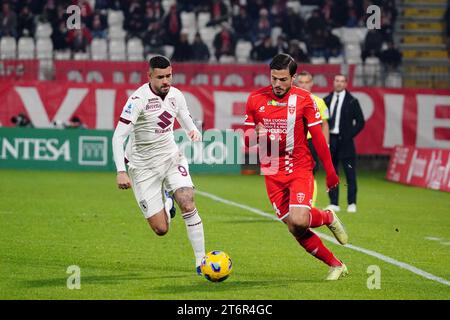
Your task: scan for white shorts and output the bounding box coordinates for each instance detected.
[128,152,194,219]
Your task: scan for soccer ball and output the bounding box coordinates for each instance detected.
[200,250,233,282]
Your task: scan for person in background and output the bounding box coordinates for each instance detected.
[324,74,365,213]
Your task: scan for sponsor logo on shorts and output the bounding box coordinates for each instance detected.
[139,200,148,213]
[296,192,305,203]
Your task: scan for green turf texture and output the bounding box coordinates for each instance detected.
[0,169,449,299]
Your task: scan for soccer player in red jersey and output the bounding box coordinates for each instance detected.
[244,54,349,280]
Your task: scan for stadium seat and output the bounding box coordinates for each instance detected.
[199,27,218,56]
[35,22,53,39]
[235,41,252,63]
[344,43,362,63]
[219,55,236,63]
[127,38,144,61]
[0,36,17,59]
[181,11,196,30]
[73,52,89,60]
[36,38,53,59]
[298,4,318,19]
[271,27,283,46]
[311,56,326,64]
[107,10,124,28]
[288,1,303,14]
[109,39,126,61]
[91,38,108,60]
[298,41,308,54]
[197,12,211,29]
[17,37,35,59]
[108,26,126,40]
[54,50,72,60]
[162,0,176,13]
[385,72,403,88]
[162,45,174,59]
[181,28,197,44]
[328,56,344,64]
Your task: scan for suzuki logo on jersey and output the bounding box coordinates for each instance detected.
[157,111,173,129]
[297,193,305,203]
[259,106,265,113]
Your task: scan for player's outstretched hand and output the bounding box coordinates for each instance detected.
[117,171,131,189]
[326,172,339,192]
[188,130,202,142]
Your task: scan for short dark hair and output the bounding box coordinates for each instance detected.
[149,55,171,69]
[270,53,297,76]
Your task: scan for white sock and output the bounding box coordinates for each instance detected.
[182,208,205,267]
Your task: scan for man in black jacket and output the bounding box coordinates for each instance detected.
[324,74,365,213]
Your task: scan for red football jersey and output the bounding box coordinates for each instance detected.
[245,85,322,176]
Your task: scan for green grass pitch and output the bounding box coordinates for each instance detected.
[0,169,449,299]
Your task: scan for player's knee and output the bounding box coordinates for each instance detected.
[179,201,196,213]
[287,212,309,232]
[152,225,168,236]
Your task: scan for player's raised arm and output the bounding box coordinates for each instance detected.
[305,97,339,191]
[112,99,142,189]
[176,94,201,142]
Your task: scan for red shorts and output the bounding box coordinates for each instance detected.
[264,170,314,220]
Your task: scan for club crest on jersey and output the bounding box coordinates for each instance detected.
[168,97,176,109]
[259,106,265,112]
[288,105,296,114]
[297,193,305,203]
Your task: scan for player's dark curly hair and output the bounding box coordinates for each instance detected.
[149,55,171,70]
[269,54,297,76]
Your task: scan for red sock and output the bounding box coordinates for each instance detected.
[295,229,342,267]
[309,207,333,228]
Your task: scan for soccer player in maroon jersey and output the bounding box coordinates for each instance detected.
[244,54,349,280]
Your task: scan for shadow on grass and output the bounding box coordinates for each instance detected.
[22,273,189,288]
[221,218,275,224]
[149,278,322,295]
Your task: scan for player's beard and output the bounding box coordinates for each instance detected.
[272,86,289,98]
[158,85,170,95]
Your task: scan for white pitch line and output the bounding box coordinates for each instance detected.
[197,190,450,287]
